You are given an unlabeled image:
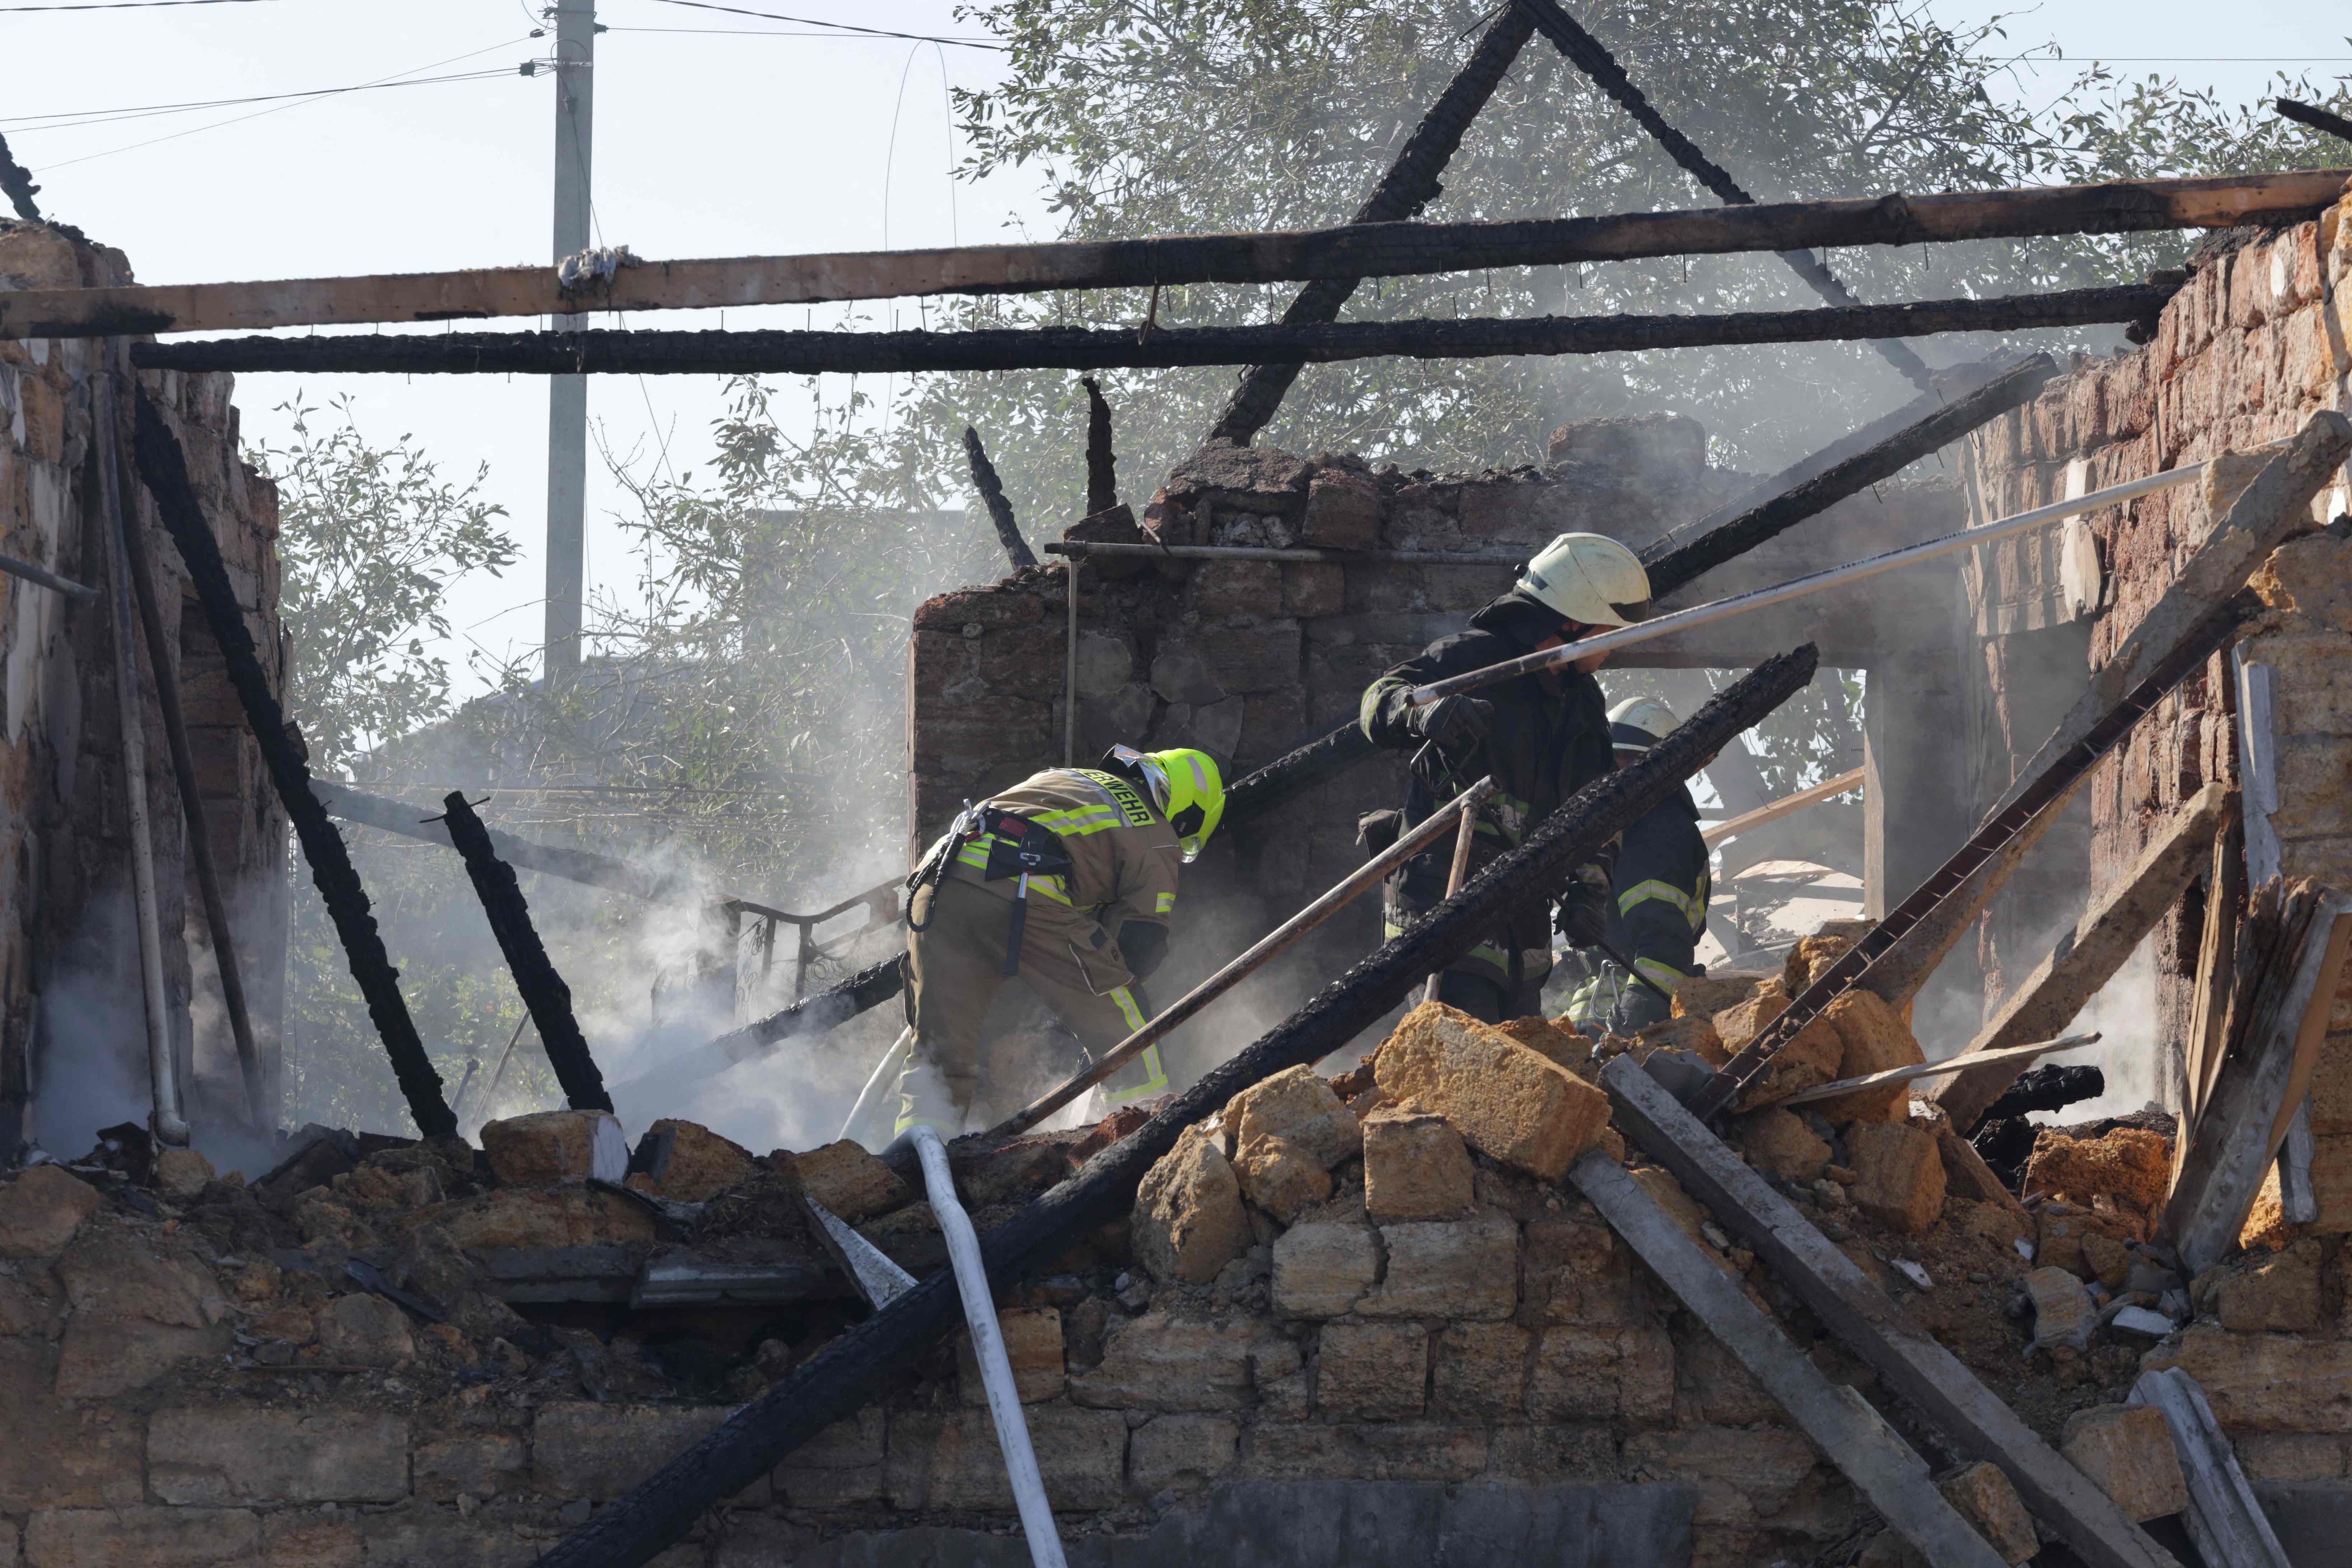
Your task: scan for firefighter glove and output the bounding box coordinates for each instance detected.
[1117,919,1170,979]
[1406,695,1494,753]
[1554,864,1612,947]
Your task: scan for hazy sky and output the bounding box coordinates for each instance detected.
[5,0,2347,701]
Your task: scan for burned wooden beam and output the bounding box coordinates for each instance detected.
[1927,782,2231,1130]
[0,132,39,223]
[613,956,907,1094]
[1210,4,1536,443]
[1603,1057,2185,1568]
[2277,98,2352,145]
[1639,355,2055,595]
[529,646,1819,1568]
[1696,411,2352,1121]
[1568,1150,2009,1568]
[16,172,2332,342]
[438,792,613,1115]
[1511,0,1930,387]
[129,282,2179,378]
[961,426,1037,569]
[132,392,457,1139]
[1081,378,1118,515]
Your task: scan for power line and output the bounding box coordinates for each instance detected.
[0,0,275,10]
[647,0,1007,50]
[4,70,517,135]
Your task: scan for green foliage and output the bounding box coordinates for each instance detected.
[252,394,518,775]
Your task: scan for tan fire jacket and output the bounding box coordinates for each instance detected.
[937,767,1182,944]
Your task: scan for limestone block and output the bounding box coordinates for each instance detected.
[1067,1312,1263,1411]
[0,1341,143,1512]
[1132,1123,1252,1286]
[2252,532,2352,633]
[1149,645,1226,706]
[1071,630,1133,697]
[1939,1460,2037,1564]
[789,1139,910,1223]
[2035,1203,2138,1278]
[260,1512,360,1568]
[1127,1413,1239,1495]
[2060,1405,2188,1521]
[0,1167,101,1259]
[1316,1322,1428,1420]
[1269,1222,1379,1319]
[1231,1422,1490,1485]
[16,375,63,463]
[478,1110,625,1185]
[1530,1324,1675,1426]
[154,1147,215,1202]
[1281,560,1345,618]
[627,1119,756,1202]
[1373,1002,1608,1180]
[1847,1121,1946,1235]
[1233,1133,1332,1223]
[149,1407,409,1505]
[1631,1014,1725,1066]
[2231,1432,2349,1483]
[410,1186,657,1252]
[1673,1323,1781,1427]
[2213,1236,2324,1332]
[25,1507,262,1568]
[533,1403,748,1502]
[1430,1321,1532,1420]
[2082,1232,2131,1291]
[1673,973,1768,1021]
[1361,1108,1474,1222]
[2310,1132,2352,1233]
[774,1409,885,1506]
[1496,1015,1595,1072]
[1361,1214,1518,1320]
[1224,1065,1359,1170]
[1729,1107,1830,1184]
[1783,923,1873,993]
[1731,1007,1846,1109]
[1622,1426,1820,1527]
[2023,1125,2171,1209]
[956,1306,1065,1405]
[53,1232,230,1398]
[1713,978,1789,1050]
[1809,991,1923,1124]
[1300,473,1381,550]
[315,1293,414,1367]
[1523,1217,1645,1325]
[2023,1266,2095,1353]
[2145,1324,2352,1429]
[886,1405,1126,1511]
[413,1433,526,1501]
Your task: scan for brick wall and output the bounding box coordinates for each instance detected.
[0,220,289,1146]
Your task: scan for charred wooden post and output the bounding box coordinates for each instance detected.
[134,283,2177,378]
[1209,4,1536,444]
[1511,0,1931,388]
[1081,376,1118,515]
[2277,98,2352,144]
[530,645,1820,1568]
[437,792,613,1114]
[132,392,457,1138]
[0,132,39,223]
[616,955,906,1092]
[962,427,1037,569]
[1639,354,2055,595]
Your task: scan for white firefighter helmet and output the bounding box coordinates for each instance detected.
[1607,696,1680,753]
[1518,532,1651,628]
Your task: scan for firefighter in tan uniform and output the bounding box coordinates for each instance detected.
[898,745,1226,1135]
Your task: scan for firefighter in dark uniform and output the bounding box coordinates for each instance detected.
[1358,532,1653,1022]
[1560,697,1713,1034]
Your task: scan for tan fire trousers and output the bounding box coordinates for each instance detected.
[901,876,1169,1127]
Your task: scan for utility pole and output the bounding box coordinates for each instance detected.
[545,0,595,680]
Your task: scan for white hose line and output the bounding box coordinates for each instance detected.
[908,1124,1070,1568]
[838,1027,912,1149]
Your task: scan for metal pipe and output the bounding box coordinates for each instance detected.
[93,373,189,1146]
[1064,561,1078,767]
[0,551,95,601]
[1406,460,2218,708]
[1046,541,1524,565]
[907,1123,1071,1568]
[985,776,1497,1143]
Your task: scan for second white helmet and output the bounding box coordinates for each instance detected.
[1606,696,1680,752]
[1518,532,1651,629]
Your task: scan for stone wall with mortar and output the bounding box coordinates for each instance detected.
[1961,207,2352,1171]
[0,220,289,1147]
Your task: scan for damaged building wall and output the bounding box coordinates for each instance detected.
[0,219,290,1149]
[1964,211,2352,1120]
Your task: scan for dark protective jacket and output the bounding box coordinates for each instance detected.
[1359,591,1615,1007]
[1562,783,1711,1033]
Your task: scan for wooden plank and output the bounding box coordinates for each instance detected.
[1600,1055,2185,1568]
[1926,781,2231,1128]
[2182,810,2246,1134]
[1568,1151,2009,1568]
[2167,891,2352,1273]
[9,170,2340,342]
[130,284,2175,378]
[1780,1031,2098,1108]
[1702,767,1866,846]
[2129,1367,2293,1568]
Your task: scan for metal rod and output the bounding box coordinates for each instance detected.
[1777,1031,2100,1108]
[985,776,1498,1143]
[1064,561,1078,767]
[1591,932,1677,1005]
[467,1013,534,1128]
[95,373,188,1146]
[907,1125,1071,1568]
[1700,766,1865,846]
[1407,460,2216,708]
[0,551,95,601]
[1422,793,1488,1004]
[1046,541,1524,565]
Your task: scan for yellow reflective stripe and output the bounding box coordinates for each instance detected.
[1154,891,1175,914]
[1037,806,1120,836]
[954,837,1072,903]
[1108,986,1147,1033]
[1100,1041,1170,1104]
[1029,877,1073,906]
[1618,878,1703,927]
[955,843,990,869]
[1467,941,1511,969]
[1632,958,1685,993]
